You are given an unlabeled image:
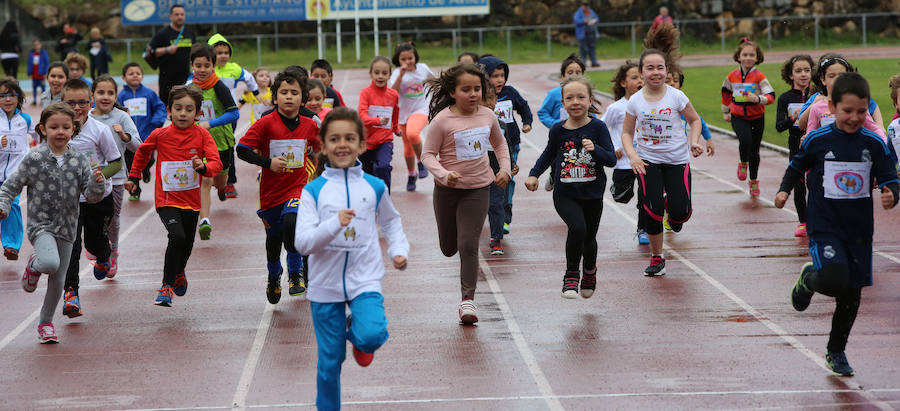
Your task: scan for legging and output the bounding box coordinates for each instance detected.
[803,263,861,353]
[732,116,765,180]
[108,185,124,252]
[65,195,115,292]
[638,162,692,235]
[157,207,199,286]
[433,184,490,301]
[399,113,427,165]
[787,133,807,223]
[553,195,602,272]
[31,233,73,323]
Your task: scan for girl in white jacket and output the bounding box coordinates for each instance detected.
[295,107,408,411]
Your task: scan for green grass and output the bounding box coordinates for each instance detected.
[586,58,898,148]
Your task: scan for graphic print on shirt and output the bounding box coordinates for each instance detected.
[198,100,215,122]
[732,82,759,103]
[818,112,836,128]
[324,205,372,251]
[637,107,677,145]
[823,160,871,199]
[401,82,425,99]
[558,137,597,183]
[494,100,514,124]
[454,126,490,160]
[270,139,307,169]
[161,160,200,191]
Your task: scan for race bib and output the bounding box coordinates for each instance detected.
[325,209,371,251]
[32,55,40,65]
[559,106,569,122]
[731,82,759,103]
[124,97,148,117]
[161,160,200,191]
[198,100,215,122]
[788,103,804,127]
[494,100,515,124]
[323,97,335,109]
[454,126,490,161]
[0,133,25,154]
[820,114,836,128]
[270,139,306,169]
[368,105,393,129]
[823,161,870,199]
[636,108,678,144]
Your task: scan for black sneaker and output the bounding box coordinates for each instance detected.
[826,351,855,376]
[791,262,815,311]
[417,161,429,179]
[561,271,580,299]
[301,255,309,285]
[580,269,596,298]
[266,270,282,304]
[644,255,666,276]
[217,188,227,201]
[288,272,306,296]
[406,175,416,191]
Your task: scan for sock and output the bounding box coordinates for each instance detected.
[652,254,664,259]
[200,218,210,225]
[286,252,302,274]
[408,170,417,177]
[564,270,580,278]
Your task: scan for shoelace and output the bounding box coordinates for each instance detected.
[40,325,55,336]
[158,287,174,298]
[564,276,580,290]
[650,257,665,266]
[580,273,596,288]
[460,301,477,312]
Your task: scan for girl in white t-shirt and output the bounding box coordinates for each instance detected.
[390,42,434,191]
[621,49,704,277]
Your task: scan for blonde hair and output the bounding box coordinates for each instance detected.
[64,52,89,72]
[561,76,602,115]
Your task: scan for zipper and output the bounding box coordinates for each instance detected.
[342,168,350,301]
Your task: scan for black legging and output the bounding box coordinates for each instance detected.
[1,58,18,78]
[803,263,861,353]
[65,195,115,292]
[732,116,765,180]
[157,207,199,286]
[787,133,807,223]
[553,195,602,272]
[638,162,692,235]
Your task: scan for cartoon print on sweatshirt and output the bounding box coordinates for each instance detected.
[559,137,597,182]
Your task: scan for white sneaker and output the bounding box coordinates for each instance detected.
[21,255,40,293]
[458,300,478,325]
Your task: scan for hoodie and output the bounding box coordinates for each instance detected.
[478,56,533,147]
[118,83,168,142]
[208,33,260,104]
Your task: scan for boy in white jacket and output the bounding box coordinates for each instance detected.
[295,107,408,411]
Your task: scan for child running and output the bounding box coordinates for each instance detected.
[775,72,899,377]
[0,103,106,343]
[125,85,223,306]
[797,53,885,135]
[40,62,68,108]
[390,42,433,191]
[358,56,399,190]
[483,86,516,256]
[118,62,167,200]
[0,78,33,260]
[422,63,511,324]
[310,59,346,108]
[307,78,332,121]
[802,56,885,141]
[240,67,273,124]
[294,107,408,410]
[28,39,50,106]
[775,54,814,237]
[721,38,775,197]
[537,53,587,192]
[525,76,616,299]
[237,69,320,304]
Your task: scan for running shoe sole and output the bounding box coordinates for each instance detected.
[199,224,211,241]
[4,248,18,260]
[643,268,666,277]
[63,304,82,318]
[561,290,578,299]
[459,313,478,325]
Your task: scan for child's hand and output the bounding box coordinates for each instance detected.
[338,209,355,226]
[494,171,509,188]
[881,186,895,209]
[723,113,731,123]
[706,139,716,156]
[270,156,287,173]
[582,138,594,152]
[259,96,271,107]
[112,124,128,141]
[511,164,519,176]
[628,152,647,175]
[774,191,789,208]
[393,255,407,270]
[690,143,704,157]
[1,135,6,148]
[191,155,204,171]
[200,121,211,130]
[93,167,105,183]
[522,124,532,133]
[615,149,623,159]
[525,176,539,191]
[394,131,401,137]
[124,181,137,194]
[379,117,389,125]
[446,171,462,187]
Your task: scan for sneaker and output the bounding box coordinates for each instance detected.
[4,247,18,260]
[142,168,152,183]
[63,287,83,318]
[173,271,188,296]
[288,272,306,296]
[544,175,554,191]
[503,223,510,235]
[21,255,40,293]
[198,221,212,240]
[794,223,807,237]
[225,184,238,199]
[93,261,110,280]
[85,250,96,261]
[737,162,748,181]
[406,175,416,192]
[580,269,597,299]
[106,251,118,278]
[352,346,374,367]
[37,322,59,344]
[267,269,282,304]
[561,272,580,298]
[644,255,666,276]
[458,299,478,325]
[128,193,141,201]
[636,229,650,245]
[791,262,815,312]
[663,211,672,232]
[826,351,855,376]
[417,161,429,179]
[749,180,760,197]
[217,188,227,201]
[489,239,504,256]
[155,285,174,307]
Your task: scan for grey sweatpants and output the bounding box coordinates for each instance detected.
[109,185,124,252]
[31,233,73,323]
[433,184,490,301]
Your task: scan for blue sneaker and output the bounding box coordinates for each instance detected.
[173,271,188,297]
[417,161,429,179]
[636,229,650,245]
[93,261,111,280]
[826,351,854,376]
[155,285,174,307]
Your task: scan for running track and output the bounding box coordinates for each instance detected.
[1,62,899,410]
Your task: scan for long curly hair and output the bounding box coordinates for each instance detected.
[426,63,491,121]
[640,24,681,73]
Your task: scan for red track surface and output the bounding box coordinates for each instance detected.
[1,63,899,410]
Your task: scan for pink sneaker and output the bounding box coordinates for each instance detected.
[794,223,807,237]
[737,162,748,181]
[749,180,760,197]
[37,322,58,344]
[107,251,118,278]
[21,255,40,293]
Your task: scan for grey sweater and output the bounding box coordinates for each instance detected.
[90,108,142,184]
[0,144,106,243]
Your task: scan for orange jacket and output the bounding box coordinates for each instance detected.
[358,82,399,150]
[721,67,775,120]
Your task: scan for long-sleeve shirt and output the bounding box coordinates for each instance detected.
[537,86,568,128]
[493,85,533,147]
[529,118,617,199]
[721,66,775,120]
[775,88,809,143]
[422,106,511,189]
[0,109,33,183]
[117,83,168,141]
[90,108,142,185]
[358,81,399,150]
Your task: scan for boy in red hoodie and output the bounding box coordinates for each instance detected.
[358,56,400,191]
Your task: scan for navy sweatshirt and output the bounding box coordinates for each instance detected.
[480,56,533,147]
[529,118,616,199]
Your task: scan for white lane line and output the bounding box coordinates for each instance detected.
[479,256,565,411]
[0,206,157,353]
[231,302,277,409]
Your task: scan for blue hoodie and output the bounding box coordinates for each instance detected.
[479,56,533,147]
[117,83,168,141]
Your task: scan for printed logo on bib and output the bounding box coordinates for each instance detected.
[0,133,25,154]
[124,97,148,117]
[637,107,677,144]
[368,105,393,129]
[325,210,371,251]
[819,113,836,128]
[323,98,335,109]
[270,139,307,169]
[198,100,215,122]
[453,126,490,161]
[401,82,425,99]
[731,82,759,103]
[494,100,514,124]
[161,160,200,191]
[788,103,804,127]
[559,138,597,183]
[823,160,870,199]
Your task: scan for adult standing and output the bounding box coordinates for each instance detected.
[0,21,22,78]
[573,2,600,68]
[148,4,195,104]
[56,23,82,61]
[650,6,674,33]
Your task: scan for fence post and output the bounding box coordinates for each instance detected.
[387,31,392,53]
[256,35,262,68]
[478,29,483,54]
[452,30,457,60]
[506,28,512,60]
[862,14,867,47]
[275,21,279,52]
[126,39,132,63]
[337,21,342,64]
[630,23,636,56]
[814,16,819,49]
[766,17,772,49]
[719,17,725,52]
[546,26,552,58]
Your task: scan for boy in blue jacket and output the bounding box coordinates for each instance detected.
[28,39,50,106]
[118,62,167,200]
[479,55,533,234]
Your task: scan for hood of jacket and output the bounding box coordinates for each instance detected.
[208,33,232,55]
[478,55,509,85]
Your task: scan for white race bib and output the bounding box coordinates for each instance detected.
[124,97,148,117]
[199,100,215,122]
[323,98,335,109]
[325,209,371,251]
[494,100,515,124]
[0,133,25,154]
[788,103,804,127]
[820,115,836,128]
[731,82,759,103]
[453,126,490,161]
[32,55,40,65]
[161,160,200,192]
[823,161,870,199]
[368,105,393,129]
[270,139,306,169]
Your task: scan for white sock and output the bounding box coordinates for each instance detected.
[200,218,210,225]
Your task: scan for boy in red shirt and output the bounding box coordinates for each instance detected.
[125,85,223,306]
[237,69,321,304]
[358,56,399,190]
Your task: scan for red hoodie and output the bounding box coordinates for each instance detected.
[129,124,223,211]
[358,81,399,150]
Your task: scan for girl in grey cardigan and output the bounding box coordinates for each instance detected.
[0,103,105,343]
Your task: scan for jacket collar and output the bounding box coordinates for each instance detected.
[322,160,363,180]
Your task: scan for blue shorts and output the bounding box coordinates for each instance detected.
[809,233,873,288]
[256,198,300,237]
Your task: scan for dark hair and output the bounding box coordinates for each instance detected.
[640,24,680,73]
[284,65,309,77]
[310,59,333,75]
[47,61,69,78]
[0,77,24,110]
[831,72,870,104]
[391,42,419,67]
[170,4,185,13]
[319,106,366,144]
[91,74,129,112]
[62,78,90,98]
[190,43,215,64]
[560,53,586,77]
[167,85,203,110]
[211,38,232,57]
[780,54,814,86]
[0,22,17,40]
[813,53,855,96]
[611,60,639,100]
[272,69,309,104]
[669,67,685,87]
[425,63,490,121]
[458,52,480,63]
[36,103,81,142]
[307,78,326,96]
[732,38,764,65]
[369,56,391,73]
[121,62,143,76]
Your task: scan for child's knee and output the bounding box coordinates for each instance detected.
[32,254,60,274]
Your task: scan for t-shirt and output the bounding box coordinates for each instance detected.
[149,25,196,84]
[600,97,632,170]
[626,85,691,165]
[389,63,433,124]
[888,118,900,166]
[69,116,122,200]
[805,100,885,142]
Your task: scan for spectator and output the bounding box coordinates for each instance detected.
[650,6,674,33]
[573,2,600,68]
[148,4,196,104]
[88,27,112,79]
[56,23,82,61]
[0,21,21,78]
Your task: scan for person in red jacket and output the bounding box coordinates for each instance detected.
[125,85,223,307]
[237,69,321,304]
[721,38,775,197]
[358,56,400,191]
